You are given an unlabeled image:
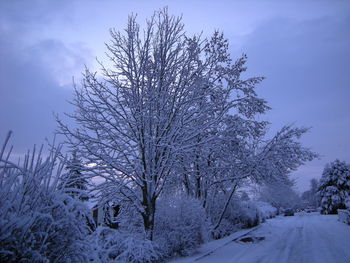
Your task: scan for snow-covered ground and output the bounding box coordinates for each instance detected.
[170,212,350,263]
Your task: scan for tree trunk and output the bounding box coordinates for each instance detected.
[141,187,156,240]
[142,211,155,240]
[212,183,238,231]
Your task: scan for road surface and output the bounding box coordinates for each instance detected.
[171,213,350,263]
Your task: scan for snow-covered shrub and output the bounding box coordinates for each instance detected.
[236,201,260,228]
[207,194,238,239]
[115,202,144,233]
[338,209,350,225]
[318,160,350,214]
[346,197,350,211]
[92,183,147,234]
[154,195,207,257]
[0,134,92,262]
[256,201,277,222]
[211,219,241,239]
[209,197,260,239]
[89,227,162,263]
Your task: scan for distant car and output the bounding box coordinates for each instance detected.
[284,208,294,216]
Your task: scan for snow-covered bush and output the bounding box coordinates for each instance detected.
[256,201,277,222]
[89,227,162,263]
[114,202,144,233]
[211,219,241,239]
[346,197,350,211]
[338,209,350,225]
[318,159,350,214]
[236,201,260,228]
[0,133,92,262]
[154,195,207,257]
[209,197,260,239]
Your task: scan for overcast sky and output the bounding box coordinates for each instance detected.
[1,0,349,192]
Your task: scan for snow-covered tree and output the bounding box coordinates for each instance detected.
[318,159,350,214]
[56,7,319,244]
[179,114,268,208]
[246,125,317,212]
[253,125,318,184]
[59,150,89,201]
[301,178,320,208]
[206,124,316,230]
[259,180,301,212]
[57,8,267,240]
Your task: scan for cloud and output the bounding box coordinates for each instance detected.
[0,1,92,153]
[25,39,92,87]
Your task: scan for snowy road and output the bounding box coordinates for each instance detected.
[171,213,350,263]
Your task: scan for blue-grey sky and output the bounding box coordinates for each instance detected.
[1,0,349,192]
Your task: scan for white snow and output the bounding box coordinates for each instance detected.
[169,212,350,263]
